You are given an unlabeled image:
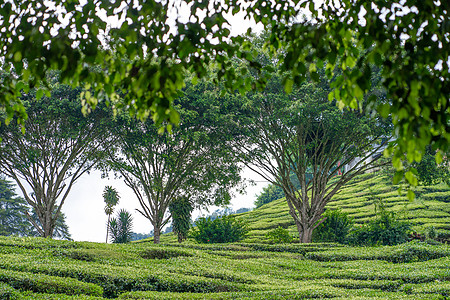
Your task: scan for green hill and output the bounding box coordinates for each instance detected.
[236,173,450,243]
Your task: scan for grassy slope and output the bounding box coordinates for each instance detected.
[236,173,450,243]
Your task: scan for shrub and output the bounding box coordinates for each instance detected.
[347,207,411,246]
[109,209,133,244]
[266,226,294,244]
[0,282,19,300]
[169,196,194,243]
[190,216,248,243]
[312,209,353,243]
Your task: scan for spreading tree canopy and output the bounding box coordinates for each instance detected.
[0,78,111,238]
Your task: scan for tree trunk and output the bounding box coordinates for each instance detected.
[42,210,54,238]
[300,226,313,243]
[294,218,313,243]
[106,214,111,243]
[153,226,161,244]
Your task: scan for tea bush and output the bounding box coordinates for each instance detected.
[190,216,248,243]
[0,282,19,300]
[266,226,294,244]
[0,269,103,297]
[347,207,411,246]
[313,209,353,243]
[139,248,193,259]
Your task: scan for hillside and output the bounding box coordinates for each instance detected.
[1,236,450,299]
[236,173,450,243]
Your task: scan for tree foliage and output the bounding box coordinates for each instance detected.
[0,78,111,238]
[413,146,450,186]
[0,176,32,236]
[169,196,194,243]
[1,0,447,172]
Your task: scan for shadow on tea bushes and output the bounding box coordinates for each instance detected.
[0,282,19,300]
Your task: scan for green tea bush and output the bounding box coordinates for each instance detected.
[0,269,103,297]
[0,282,19,300]
[139,248,193,259]
[190,216,248,243]
[266,226,294,243]
[347,206,411,246]
[312,209,353,243]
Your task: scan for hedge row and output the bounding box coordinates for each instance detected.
[0,282,20,300]
[305,242,450,263]
[0,268,103,297]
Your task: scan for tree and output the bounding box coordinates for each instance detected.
[109,209,133,244]
[169,196,194,243]
[0,176,71,239]
[0,176,33,236]
[254,1,449,183]
[254,184,285,209]
[103,186,120,243]
[0,78,111,238]
[103,80,243,243]
[234,73,390,242]
[255,173,305,208]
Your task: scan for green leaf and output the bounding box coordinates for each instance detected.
[36,89,44,100]
[407,190,415,201]
[435,151,443,164]
[284,78,293,94]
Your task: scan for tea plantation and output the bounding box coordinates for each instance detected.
[1,173,449,299]
[238,173,450,243]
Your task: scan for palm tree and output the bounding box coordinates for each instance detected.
[103,186,120,243]
[109,209,133,243]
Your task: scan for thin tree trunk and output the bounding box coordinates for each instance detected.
[106,214,111,243]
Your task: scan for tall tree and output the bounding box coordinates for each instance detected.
[0,176,71,239]
[103,186,120,243]
[234,73,390,242]
[0,78,111,238]
[103,79,243,243]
